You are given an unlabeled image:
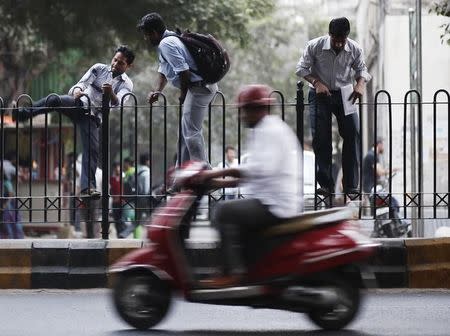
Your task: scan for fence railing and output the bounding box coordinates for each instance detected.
[0,83,449,239]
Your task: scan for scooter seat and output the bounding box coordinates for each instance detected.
[263,207,353,237]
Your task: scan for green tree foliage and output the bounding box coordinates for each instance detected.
[0,0,274,104]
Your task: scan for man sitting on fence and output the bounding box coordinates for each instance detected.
[13,45,135,199]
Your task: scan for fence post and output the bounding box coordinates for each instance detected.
[101,89,111,239]
[296,81,304,148]
[296,81,305,210]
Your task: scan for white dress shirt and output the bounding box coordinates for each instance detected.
[240,115,303,218]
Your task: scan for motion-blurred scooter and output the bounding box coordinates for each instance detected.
[110,161,379,331]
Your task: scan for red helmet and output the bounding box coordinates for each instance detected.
[236,84,275,108]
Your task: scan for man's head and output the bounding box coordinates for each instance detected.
[137,12,166,46]
[139,153,150,167]
[123,157,134,170]
[375,137,384,154]
[111,45,135,77]
[329,17,350,53]
[225,146,236,163]
[237,84,274,128]
[112,161,121,175]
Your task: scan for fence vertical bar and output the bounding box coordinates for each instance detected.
[432,89,450,218]
[16,95,33,219]
[296,82,305,207]
[101,88,111,239]
[0,97,4,199]
[178,103,182,167]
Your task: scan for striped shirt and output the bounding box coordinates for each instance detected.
[69,63,133,121]
[296,35,371,90]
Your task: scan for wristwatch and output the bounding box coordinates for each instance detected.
[312,79,319,87]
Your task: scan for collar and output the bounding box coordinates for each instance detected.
[322,35,351,53]
[162,29,174,39]
[111,69,128,82]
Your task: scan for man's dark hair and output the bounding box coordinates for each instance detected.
[139,153,150,166]
[116,45,135,65]
[137,12,166,35]
[329,17,350,38]
[225,145,235,153]
[124,157,134,166]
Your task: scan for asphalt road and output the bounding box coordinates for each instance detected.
[0,289,449,336]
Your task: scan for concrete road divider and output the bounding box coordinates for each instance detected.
[0,237,449,289]
[0,240,32,289]
[406,238,450,288]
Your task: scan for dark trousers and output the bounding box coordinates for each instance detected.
[112,204,126,237]
[214,198,280,275]
[21,95,99,191]
[309,89,360,191]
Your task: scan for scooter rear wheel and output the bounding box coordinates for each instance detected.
[113,272,171,330]
[307,283,360,330]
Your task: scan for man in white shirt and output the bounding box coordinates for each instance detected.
[215,145,238,200]
[197,84,303,287]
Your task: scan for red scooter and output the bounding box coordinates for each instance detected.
[110,162,379,331]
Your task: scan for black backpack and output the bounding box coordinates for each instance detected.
[163,30,230,84]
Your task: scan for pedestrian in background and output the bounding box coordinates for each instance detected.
[0,171,24,239]
[110,161,127,238]
[215,145,239,200]
[136,153,151,223]
[296,17,371,196]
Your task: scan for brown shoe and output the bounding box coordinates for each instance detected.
[199,275,243,289]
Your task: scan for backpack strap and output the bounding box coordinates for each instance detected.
[159,33,201,77]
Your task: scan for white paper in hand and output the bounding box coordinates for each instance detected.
[340,84,358,116]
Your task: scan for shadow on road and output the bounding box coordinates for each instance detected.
[110,329,375,336]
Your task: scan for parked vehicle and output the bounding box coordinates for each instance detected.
[110,161,379,331]
[369,174,411,238]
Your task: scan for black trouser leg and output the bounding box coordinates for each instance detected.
[214,199,280,275]
[309,89,334,190]
[333,92,360,191]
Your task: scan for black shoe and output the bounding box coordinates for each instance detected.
[344,188,360,196]
[80,188,101,199]
[11,104,30,122]
[316,187,333,196]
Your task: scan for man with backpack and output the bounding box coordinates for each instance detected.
[137,12,221,167]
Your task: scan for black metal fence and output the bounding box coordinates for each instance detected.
[0,83,449,239]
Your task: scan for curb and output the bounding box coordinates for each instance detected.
[368,239,408,288]
[0,238,449,289]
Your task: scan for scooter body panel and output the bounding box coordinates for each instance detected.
[247,221,376,281]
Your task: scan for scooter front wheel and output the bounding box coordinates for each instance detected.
[307,283,360,331]
[113,272,171,330]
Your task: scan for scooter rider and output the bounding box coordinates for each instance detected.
[196,84,303,288]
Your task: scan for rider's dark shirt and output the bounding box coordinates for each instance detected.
[362,149,378,193]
